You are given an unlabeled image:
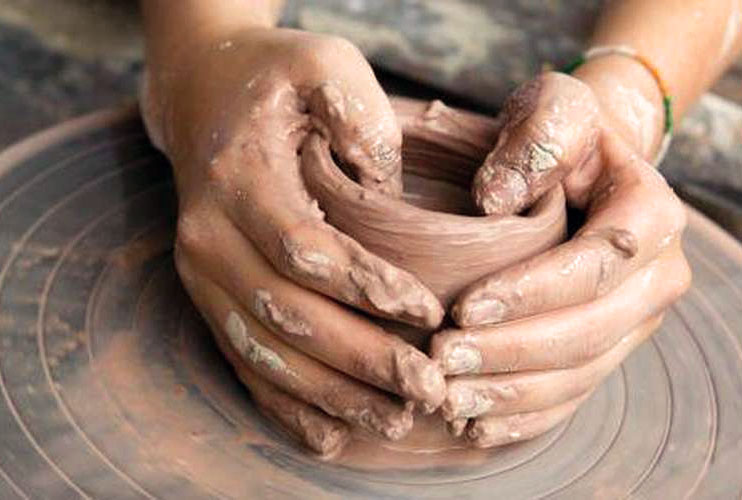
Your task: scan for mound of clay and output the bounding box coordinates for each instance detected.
[301,97,566,307]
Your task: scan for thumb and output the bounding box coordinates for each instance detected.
[472,72,600,215]
[306,80,403,197]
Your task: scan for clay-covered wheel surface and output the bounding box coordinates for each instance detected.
[0,107,741,499]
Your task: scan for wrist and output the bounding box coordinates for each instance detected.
[144,23,274,148]
[143,0,283,77]
[574,54,665,160]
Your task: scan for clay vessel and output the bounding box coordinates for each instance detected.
[301,97,567,308]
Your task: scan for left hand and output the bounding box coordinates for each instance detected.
[430,72,692,448]
[143,29,447,456]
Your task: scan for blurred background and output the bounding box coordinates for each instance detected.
[1,0,740,238]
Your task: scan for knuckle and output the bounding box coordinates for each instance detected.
[571,336,599,367]
[301,35,363,72]
[315,35,361,58]
[674,255,693,297]
[503,78,542,126]
[205,153,233,187]
[666,193,688,232]
[541,70,579,90]
[173,243,195,287]
[543,72,597,106]
[349,349,378,383]
[175,210,210,256]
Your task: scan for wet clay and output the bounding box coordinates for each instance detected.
[301,97,566,307]
[295,97,566,452]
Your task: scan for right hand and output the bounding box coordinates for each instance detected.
[141,28,446,457]
[431,72,690,448]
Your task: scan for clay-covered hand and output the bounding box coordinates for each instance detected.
[430,72,692,448]
[141,28,445,457]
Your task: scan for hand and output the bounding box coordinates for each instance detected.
[141,28,446,457]
[430,72,692,448]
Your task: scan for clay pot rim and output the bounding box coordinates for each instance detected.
[301,133,565,236]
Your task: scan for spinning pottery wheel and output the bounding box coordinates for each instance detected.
[0,105,741,500]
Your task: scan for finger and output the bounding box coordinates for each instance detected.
[466,391,590,448]
[177,214,445,409]
[433,245,690,374]
[210,320,350,457]
[210,124,444,329]
[206,301,351,458]
[454,137,687,327]
[305,78,403,197]
[259,33,403,197]
[447,418,469,438]
[441,315,662,420]
[234,365,349,459]
[176,255,414,441]
[298,37,403,196]
[471,72,600,216]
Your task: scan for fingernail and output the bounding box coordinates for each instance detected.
[446,387,494,418]
[393,348,446,409]
[305,421,350,460]
[360,401,413,442]
[459,298,506,326]
[474,166,529,216]
[444,344,482,375]
[381,403,414,441]
[467,420,521,448]
[466,420,501,448]
[447,418,468,437]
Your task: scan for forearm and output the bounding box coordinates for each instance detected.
[590,0,742,118]
[575,0,742,158]
[141,0,285,70]
[139,1,285,158]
